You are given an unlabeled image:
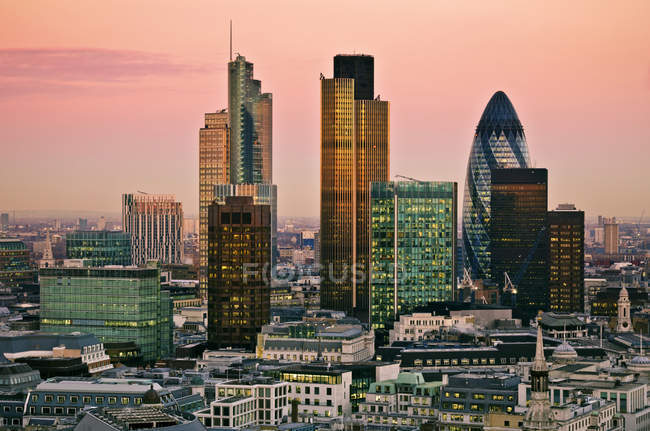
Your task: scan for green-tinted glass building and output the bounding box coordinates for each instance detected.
[39,265,172,364]
[370,181,457,338]
[66,231,131,267]
[0,238,36,286]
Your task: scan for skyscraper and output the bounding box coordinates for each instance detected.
[207,196,271,351]
[66,230,132,267]
[228,55,272,185]
[333,54,374,100]
[548,204,584,313]
[122,193,183,265]
[199,110,230,297]
[462,91,531,280]
[604,218,619,254]
[369,181,457,339]
[40,265,173,363]
[0,213,9,230]
[320,54,390,322]
[490,168,548,319]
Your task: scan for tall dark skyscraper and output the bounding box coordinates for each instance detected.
[490,168,548,319]
[548,204,585,313]
[462,91,531,281]
[207,196,271,351]
[333,54,374,100]
[321,54,389,322]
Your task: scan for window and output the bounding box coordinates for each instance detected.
[121,397,130,405]
[44,395,53,403]
[83,396,91,403]
[57,396,65,403]
[108,397,117,404]
[67,408,76,415]
[42,407,51,414]
[327,388,332,396]
[134,398,142,405]
[31,394,38,402]
[96,396,105,404]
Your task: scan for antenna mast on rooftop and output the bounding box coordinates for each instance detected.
[229,20,233,61]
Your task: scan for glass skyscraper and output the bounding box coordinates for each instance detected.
[0,238,36,286]
[490,168,548,319]
[66,231,131,267]
[320,54,390,323]
[462,91,531,280]
[40,265,172,364]
[370,181,457,337]
[228,55,272,185]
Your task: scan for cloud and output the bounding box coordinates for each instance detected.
[0,48,217,96]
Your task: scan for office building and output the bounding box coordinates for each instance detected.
[199,109,230,298]
[77,218,88,230]
[462,91,531,280]
[320,54,390,322]
[333,54,374,100]
[257,314,375,363]
[122,193,183,265]
[355,372,441,428]
[0,238,36,286]
[369,180,457,336]
[548,205,585,313]
[214,183,277,261]
[39,266,173,363]
[207,196,271,351]
[438,373,520,430]
[1,213,9,230]
[490,168,548,318]
[66,231,131,267]
[604,218,619,254]
[389,312,475,344]
[228,55,272,185]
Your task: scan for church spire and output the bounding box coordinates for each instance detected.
[523,313,556,430]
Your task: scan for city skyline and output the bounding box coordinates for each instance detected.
[1,1,649,219]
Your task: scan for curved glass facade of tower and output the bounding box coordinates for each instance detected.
[462,91,531,279]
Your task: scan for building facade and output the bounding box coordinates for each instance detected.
[228,55,272,185]
[65,231,131,267]
[548,205,585,313]
[122,193,183,265]
[207,196,271,351]
[369,181,457,337]
[39,266,173,363]
[320,54,390,323]
[389,312,475,344]
[462,91,531,281]
[490,168,548,318]
[0,238,35,286]
[199,110,230,298]
[604,219,619,255]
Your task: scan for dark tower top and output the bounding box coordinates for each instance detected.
[477,91,523,131]
[334,54,374,100]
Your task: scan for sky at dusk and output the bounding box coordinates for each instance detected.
[1,0,649,219]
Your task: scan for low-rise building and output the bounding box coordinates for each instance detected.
[438,373,520,431]
[257,313,374,363]
[389,312,475,344]
[355,372,441,428]
[73,406,207,431]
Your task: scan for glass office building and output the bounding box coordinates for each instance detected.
[0,238,36,286]
[66,231,131,267]
[462,91,531,280]
[490,168,548,319]
[39,266,172,364]
[370,181,457,336]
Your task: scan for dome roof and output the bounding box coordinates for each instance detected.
[477,91,523,131]
[142,384,161,404]
[552,342,578,362]
[630,355,650,365]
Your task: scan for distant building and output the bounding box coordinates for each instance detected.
[490,168,548,319]
[604,218,619,254]
[77,218,88,230]
[65,231,131,267]
[39,265,173,363]
[548,205,585,313]
[369,180,457,339]
[1,213,9,230]
[207,196,271,351]
[0,238,36,286]
[122,193,183,265]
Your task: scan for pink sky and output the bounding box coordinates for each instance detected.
[1,0,649,219]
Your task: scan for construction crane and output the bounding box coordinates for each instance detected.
[503,272,517,307]
[395,175,425,183]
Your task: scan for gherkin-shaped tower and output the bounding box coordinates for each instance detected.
[462,91,531,279]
